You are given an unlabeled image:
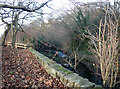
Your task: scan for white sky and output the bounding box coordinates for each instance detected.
[0,0,114,37]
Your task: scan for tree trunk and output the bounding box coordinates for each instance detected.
[11,13,19,48]
[12,27,19,48]
[12,33,15,48]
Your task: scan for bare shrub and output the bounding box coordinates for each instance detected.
[86,8,120,87]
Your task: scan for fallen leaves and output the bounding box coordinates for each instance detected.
[2,47,70,88]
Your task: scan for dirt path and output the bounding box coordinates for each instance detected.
[2,47,70,88]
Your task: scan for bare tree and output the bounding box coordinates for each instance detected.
[0,0,51,48]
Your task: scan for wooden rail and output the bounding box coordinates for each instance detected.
[7,42,28,49]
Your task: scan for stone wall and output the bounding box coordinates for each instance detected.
[29,47,103,89]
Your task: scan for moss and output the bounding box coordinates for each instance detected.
[51,64,73,75]
[29,47,35,52]
[92,87,103,89]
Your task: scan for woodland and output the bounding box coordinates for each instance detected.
[0,0,120,88]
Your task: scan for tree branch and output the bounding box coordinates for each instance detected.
[0,0,52,12]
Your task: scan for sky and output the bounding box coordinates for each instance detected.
[0,0,114,37]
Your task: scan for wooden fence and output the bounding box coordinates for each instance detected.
[7,42,28,49]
